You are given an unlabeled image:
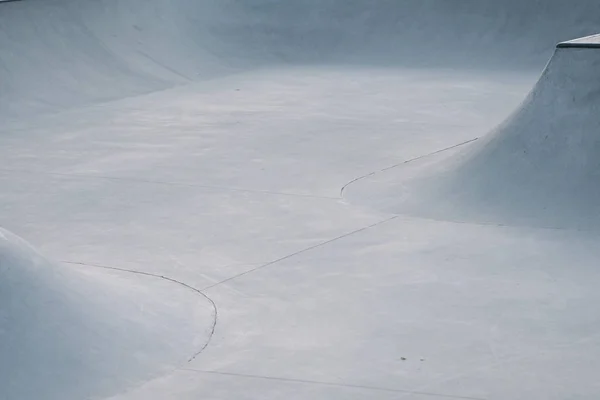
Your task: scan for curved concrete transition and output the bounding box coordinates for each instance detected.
[345,40,600,229]
[6,1,600,400]
[0,227,215,400]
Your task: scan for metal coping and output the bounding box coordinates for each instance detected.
[557,33,600,49]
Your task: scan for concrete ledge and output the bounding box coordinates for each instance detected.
[557,33,600,48]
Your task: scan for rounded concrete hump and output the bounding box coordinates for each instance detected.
[0,227,215,400]
[345,33,600,230]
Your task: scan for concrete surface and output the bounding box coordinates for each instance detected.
[2,1,600,399]
[0,228,214,400]
[558,34,600,48]
[345,44,600,230]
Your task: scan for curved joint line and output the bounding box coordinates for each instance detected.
[339,138,479,198]
[62,261,217,362]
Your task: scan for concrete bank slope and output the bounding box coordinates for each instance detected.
[0,227,214,400]
[3,0,600,120]
[346,35,600,230]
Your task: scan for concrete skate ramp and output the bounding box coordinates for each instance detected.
[2,0,600,121]
[0,228,215,400]
[345,40,600,230]
[4,1,600,400]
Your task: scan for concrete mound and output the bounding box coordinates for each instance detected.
[345,36,600,230]
[0,227,214,400]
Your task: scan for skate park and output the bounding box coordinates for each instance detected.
[2,1,600,399]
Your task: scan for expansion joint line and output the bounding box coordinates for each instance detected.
[339,138,479,197]
[181,369,486,400]
[62,261,217,362]
[202,216,398,291]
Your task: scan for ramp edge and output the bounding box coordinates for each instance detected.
[557,33,600,48]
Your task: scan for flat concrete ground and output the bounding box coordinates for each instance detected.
[0,67,531,286]
[8,65,600,399]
